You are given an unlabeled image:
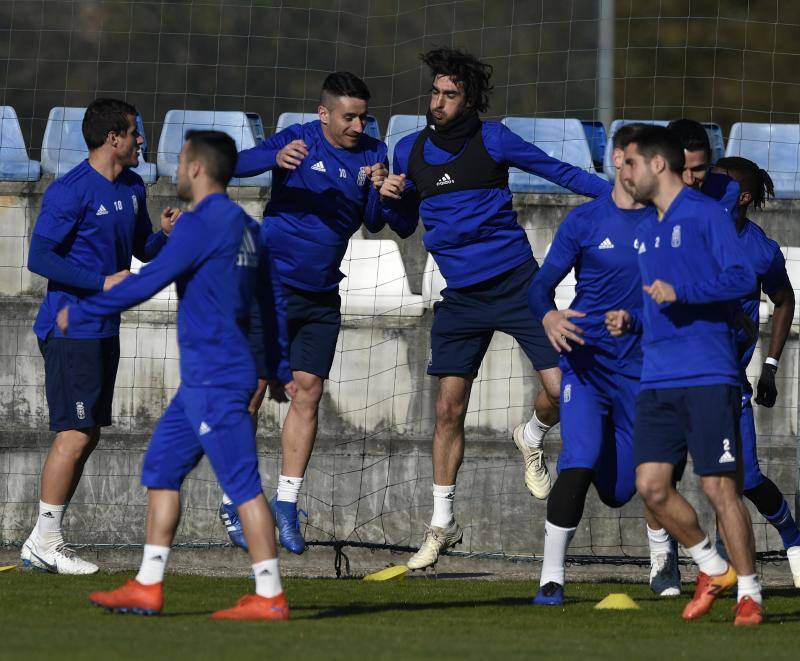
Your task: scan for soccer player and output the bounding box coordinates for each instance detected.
[609,126,763,626]
[527,124,679,605]
[22,98,175,575]
[378,47,610,570]
[228,71,409,555]
[712,156,800,586]
[60,130,290,620]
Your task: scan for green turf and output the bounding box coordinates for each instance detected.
[3,571,799,660]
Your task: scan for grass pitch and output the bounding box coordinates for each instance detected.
[3,572,799,660]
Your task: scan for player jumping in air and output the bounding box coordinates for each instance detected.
[22,98,176,575]
[711,156,800,586]
[608,126,763,626]
[378,47,609,570]
[527,124,680,605]
[222,71,412,555]
[60,131,290,621]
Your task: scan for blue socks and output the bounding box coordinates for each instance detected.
[763,499,800,549]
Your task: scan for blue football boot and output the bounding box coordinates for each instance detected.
[649,536,681,597]
[270,496,306,555]
[218,501,248,551]
[533,581,564,606]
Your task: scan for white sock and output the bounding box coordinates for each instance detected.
[687,535,728,576]
[221,492,233,506]
[276,475,304,503]
[253,558,283,598]
[647,525,672,555]
[34,501,67,546]
[737,574,762,604]
[523,411,550,449]
[135,544,170,585]
[540,521,576,586]
[431,484,456,528]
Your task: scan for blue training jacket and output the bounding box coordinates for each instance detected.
[635,187,756,389]
[235,120,414,292]
[68,193,287,390]
[382,120,610,289]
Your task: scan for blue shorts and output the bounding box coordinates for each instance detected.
[633,385,741,476]
[558,363,639,507]
[428,260,559,377]
[38,334,120,432]
[141,386,262,506]
[740,391,765,491]
[285,285,341,379]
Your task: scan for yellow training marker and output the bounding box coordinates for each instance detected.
[595,593,639,610]
[0,565,17,573]
[363,565,409,582]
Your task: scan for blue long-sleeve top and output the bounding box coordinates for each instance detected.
[528,191,652,377]
[635,187,756,389]
[235,120,413,292]
[68,193,286,390]
[29,160,167,340]
[381,121,611,289]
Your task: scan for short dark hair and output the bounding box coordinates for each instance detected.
[82,98,138,150]
[320,71,371,104]
[667,118,711,159]
[612,122,649,150]
[421,47,493,113]
[184,130,237,186]
[628,125,685,174]
[715,156,775,210]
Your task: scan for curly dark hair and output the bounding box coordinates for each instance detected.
[715,156,775,210]
[420,47,493,113]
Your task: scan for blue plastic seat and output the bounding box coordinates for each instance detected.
[385,115,427,173]
[41,107,157,182]
[725,123,800,199]
[581,120,607,168]
[502,117,601,194]
[156,110,269,186]
[276,112,381,140]
[0,106,40,181]
[703,122,725,163]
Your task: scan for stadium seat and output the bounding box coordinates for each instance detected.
[385,114,427,172]
[703,122,725,163]
[725,123,800,199]
[276,112,381,139]
[0,106,40,181]
[41,107,157,182]
[339,239,424,316]
[502,117,601,194]
[581,120,607,168]
[421,253,447,307]
[156,110,270,186]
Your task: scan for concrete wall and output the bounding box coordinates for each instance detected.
[1,179,798,559]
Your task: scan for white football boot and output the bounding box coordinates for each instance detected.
[407,521,463,570]
[512,423,551,499]
[21,534,99,575]
[787,546,800,588]
[649,546,681,597]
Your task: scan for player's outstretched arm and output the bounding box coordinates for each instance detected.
[377,143,420,238]
[490,122,611,199]
[60,218,201,333]
[757,284,795,407]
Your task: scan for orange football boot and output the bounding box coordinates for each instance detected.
[88,579,163,615]
[733,596,765,626]
[682,565,737,620]
[211,593,290,621]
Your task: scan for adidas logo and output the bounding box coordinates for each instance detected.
[718,450,735,464]
[96,204,108,216]
[310,160,326,173]
[150,555,164,562]
[598,237,614,249]
[259,569,272,576]
[41,512,54,518]
[436,173,454,187]
[198,421,212,436]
